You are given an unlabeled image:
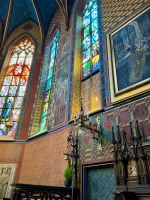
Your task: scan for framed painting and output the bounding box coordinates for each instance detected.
[107,7,150,103]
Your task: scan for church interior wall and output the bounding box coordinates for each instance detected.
[0,0,150,198]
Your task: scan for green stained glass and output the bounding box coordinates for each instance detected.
[84,60,90,70]
[91,9,97,20]
[92,19,98,32]
[40,117,47,132]
[82,60,91,77]
[82,1,99,78]
[83,36,90,50]
[42,103,48,117]
[40,29,60,132]
[84,25,90,38]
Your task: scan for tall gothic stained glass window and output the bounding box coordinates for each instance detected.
[40,29,60,132]
[0,39,34,136]
[82,1,99,78]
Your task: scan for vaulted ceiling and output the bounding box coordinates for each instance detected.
[0,0,75,53]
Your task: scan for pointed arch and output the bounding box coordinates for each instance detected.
[0,34,35,137]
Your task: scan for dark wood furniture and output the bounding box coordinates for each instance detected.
[10,183,79,200]
[112,121,150,200]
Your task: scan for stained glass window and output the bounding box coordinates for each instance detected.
[0,39,34,136]
[82,1,100,78]
[40,30,60,132]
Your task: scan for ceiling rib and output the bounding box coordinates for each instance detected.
[0,0,13,54]
[32,0,45,48]
[56,0,69,30]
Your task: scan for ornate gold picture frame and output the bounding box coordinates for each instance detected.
[107,7,150,104]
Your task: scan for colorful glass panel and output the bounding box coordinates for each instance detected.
[84,25,90,38]
[83,60,91,77]
[83,36,90,50]
[92,54,100,72]
[92,42,99,57]
[0,39,34,136]
[83,47,90,64]
[82,1,100,78]
[40,30,60,131]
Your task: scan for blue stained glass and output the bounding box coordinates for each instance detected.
[84,25,90,38]
[46,79,52,91]
[93,2,97,9]
[51,49,55,58]
[47,67,53,79]
[88,1,93,9]
[83,14,90,28]
[83,47,90,63]
[50,58,55,67]
[52,42,56,50]
[91,9,97,20]
[92,19,98,32]
[5,97,14,108]
[0,86,9,96]
[92,29,98,44]
[83,36,90,50]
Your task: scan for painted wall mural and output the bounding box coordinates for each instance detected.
[79,96,150,162]
[49,54,70,128]
[61,34,70,56]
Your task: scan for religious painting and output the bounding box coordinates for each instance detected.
[0,164,16,199]
[50,54,70,127]
[107,8,150,103]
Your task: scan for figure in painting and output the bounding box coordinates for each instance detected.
[128,160,137,177]
[55,88,66,125]
[0,168,10,199]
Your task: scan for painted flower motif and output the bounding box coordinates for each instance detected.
[82,136,91,146]
[103,120,112,130]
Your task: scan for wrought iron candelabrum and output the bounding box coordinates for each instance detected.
[64,130,80,187]
[73,100,104,151]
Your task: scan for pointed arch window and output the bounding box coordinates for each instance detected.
[0,39,34,136]
[40,29,60,132]
[82,1,99,78]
